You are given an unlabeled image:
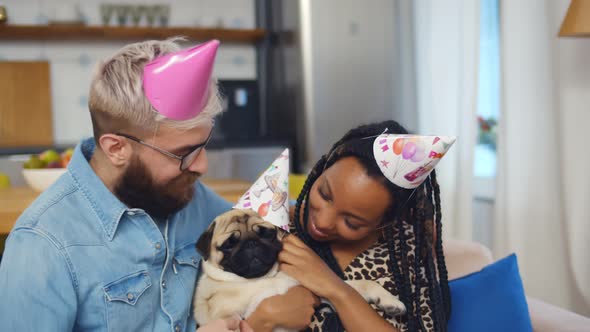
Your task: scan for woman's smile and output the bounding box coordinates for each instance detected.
[308,211,331,240]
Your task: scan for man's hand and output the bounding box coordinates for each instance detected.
[247,286,320,332]
[196,317,253,332]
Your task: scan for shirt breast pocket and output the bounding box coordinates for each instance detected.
[103,270,153,332]
[173,243,201,296]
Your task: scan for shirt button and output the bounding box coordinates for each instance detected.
[161,280,166,289]
[128,211,136,216]
[155,243,162,250]
[191,257,197,264]
[175,324,181,332]
[127,293,134,301]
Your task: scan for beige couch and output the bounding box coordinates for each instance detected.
[444,239,590,332]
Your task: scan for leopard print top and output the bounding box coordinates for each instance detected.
[290,222,436,332]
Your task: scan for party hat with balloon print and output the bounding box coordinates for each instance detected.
[234,149,290,231]
[143,39,219,121]
[373,135,456,189]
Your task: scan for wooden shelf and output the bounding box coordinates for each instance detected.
[0,24,265,43]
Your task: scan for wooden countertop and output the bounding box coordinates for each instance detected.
[0,179,251,235]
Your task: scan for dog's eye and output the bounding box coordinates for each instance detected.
[219,232,240,251]
[256,227,277,239]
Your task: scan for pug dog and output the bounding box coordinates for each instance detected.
[193,209,406,331]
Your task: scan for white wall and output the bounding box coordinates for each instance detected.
[0,0,256,145]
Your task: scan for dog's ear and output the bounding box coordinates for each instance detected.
[276,226,288,240]
[196,221,216,261]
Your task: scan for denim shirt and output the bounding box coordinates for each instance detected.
[0,138,232,332]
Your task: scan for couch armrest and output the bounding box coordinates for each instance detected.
[444,239,590,331]
[527,296,590,332]
[444,239,494,280]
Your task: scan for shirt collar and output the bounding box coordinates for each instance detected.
[68,138,128,241]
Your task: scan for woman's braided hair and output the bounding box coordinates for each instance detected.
[293,121,451,332]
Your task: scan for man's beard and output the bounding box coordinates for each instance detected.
[114,156,201,219]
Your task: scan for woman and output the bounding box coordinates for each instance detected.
[279,120,452,332]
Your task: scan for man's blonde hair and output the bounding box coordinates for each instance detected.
[88,37,223,139]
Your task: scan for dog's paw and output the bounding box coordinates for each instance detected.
[374,294,406,316]
[346,280,406,316]
[363,283,406,316]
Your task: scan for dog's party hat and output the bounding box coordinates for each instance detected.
[373,134,456,189]
[234,149,290,231]
[143,39,219,121]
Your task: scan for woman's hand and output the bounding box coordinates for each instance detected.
[196,317,253,332]
[278,235,349,300]
[279,235,400,332]
[247,286,319,332]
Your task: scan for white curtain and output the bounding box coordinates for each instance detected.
[553,0,590,314]
[412,0,480,242]
[495,0,590,316]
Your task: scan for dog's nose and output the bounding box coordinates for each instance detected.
[244,240,258,249]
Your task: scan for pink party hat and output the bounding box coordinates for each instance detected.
[143,40,220,121]
[373,135,456,189]
[234,149,290,231]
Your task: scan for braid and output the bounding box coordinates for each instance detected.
[398,217,418,331]
[422,176,442,331]
[385,223,418,332]
[321,245,345,278]
[425,249,444,331]
[413,186,426,332]
[431,171,452,322]
[293,156,326,245]
[425,176,435,249]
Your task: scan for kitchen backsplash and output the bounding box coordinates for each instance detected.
[0,146,289,186]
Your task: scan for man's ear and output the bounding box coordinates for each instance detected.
[196,221,216,261]
[97,134,132,167]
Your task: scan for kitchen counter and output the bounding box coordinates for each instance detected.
[0,179,251,235]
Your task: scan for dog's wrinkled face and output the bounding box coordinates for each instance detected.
[196,209,286,279]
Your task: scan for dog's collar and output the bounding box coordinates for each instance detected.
[202,261,280,282]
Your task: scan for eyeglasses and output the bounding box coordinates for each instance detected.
[115,130,213,171]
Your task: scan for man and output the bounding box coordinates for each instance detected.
[0,38,315,331]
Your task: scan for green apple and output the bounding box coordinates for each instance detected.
[25,155,46,169]
[0,172,10,189]
[39,149,61,164]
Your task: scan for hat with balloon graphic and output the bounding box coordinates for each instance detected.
[373,134,456,189]
[233,149,290,231]
[143,39,220,121]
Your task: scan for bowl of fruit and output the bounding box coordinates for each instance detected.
[22,148,74,192]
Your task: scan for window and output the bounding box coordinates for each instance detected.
[472,0,499,246]
[474,0,500,182]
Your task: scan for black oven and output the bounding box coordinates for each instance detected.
[213,80,260,143]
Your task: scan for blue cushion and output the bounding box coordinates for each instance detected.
[447,254,533,332]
